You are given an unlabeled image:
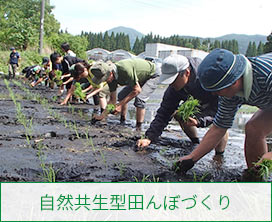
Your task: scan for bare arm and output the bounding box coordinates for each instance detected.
[108,91,117,105]
[61,73,71,79]
[31,77,43,87]
[115,83,141,112]
[61,84,76,105]
[62,77,74,85]
[86,87,102,100]
[82,84,93,93]
[180,124,227,162]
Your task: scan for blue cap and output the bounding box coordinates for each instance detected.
[198,48,247,91]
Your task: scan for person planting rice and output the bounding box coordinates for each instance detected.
[177,49,272,176]
[30,57,51,87]
[50,52,84,96]
[90,58,162,131]
[136,54,228,157]
[60,62,108,114]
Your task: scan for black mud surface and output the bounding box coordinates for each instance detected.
[0,76,253,182]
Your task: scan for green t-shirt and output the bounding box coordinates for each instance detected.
[108,58,156,92]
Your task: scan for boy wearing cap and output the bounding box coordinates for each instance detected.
[137,54,228,154]
[8,47,21,79]
[91,58,161,130]
[30,57,51,87]
[178,48,272,174]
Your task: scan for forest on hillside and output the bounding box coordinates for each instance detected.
[1,0,272,56]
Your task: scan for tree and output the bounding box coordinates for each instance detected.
[109,32,116,51]
[264,32,272,53]
[257,42,264,56]
[246,41,257,57]
[103,31,110,51]
[246,42,253,57]
[0,0,60,50]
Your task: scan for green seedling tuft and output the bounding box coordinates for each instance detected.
[254,159,272,180]
[74,82,86,101]
[176,96,200,122]
[106,104,116,114]
[53,70,63,86]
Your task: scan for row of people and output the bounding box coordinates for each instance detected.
[22,46,272,176]
[87,49,272,175]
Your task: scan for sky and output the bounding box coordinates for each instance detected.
[50,0,272,38]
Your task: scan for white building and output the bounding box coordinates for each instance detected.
[144,43,208,60]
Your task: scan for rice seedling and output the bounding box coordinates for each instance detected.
[192,171,210,182]
[115,162,126,177]
[53,70,63,86]
[36,141,57,182]
[133,174,150,182]
[176,96,200,122]
[99,149,107,167]
[106,104,116,114]
[253,159,272,181]
[74,82,86,101]
[73,122,80,139]
[78,109,84,118]
[152,174,160,182]
[84,131,96,152]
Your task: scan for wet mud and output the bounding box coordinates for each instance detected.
[0,75,268,182]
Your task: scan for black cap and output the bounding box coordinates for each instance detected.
[42,57,50,65]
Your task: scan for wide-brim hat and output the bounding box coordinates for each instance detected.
[198,48,247,91]
[159,54,189,85]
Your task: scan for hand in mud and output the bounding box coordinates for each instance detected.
[173,155,195,174]
[172,156,195,174]
[30,82,35,87]
[185,117,199,127]
[136,138,151,149]
[92,113,105,121]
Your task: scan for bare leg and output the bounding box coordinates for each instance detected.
[214,131,228,153]
[175,116,198,141]
[99,97,107,110]
[121,103,128,120]
[136,107,145,131]
[244,110,272,168]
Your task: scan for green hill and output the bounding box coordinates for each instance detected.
[212,34,267,54]
[107,26,144,49]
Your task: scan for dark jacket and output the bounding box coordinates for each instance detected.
[145,57,218,142]
[61,56,83,74]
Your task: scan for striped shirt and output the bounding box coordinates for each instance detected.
[214,53,272,128]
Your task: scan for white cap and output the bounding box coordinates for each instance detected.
[159,54,189,85]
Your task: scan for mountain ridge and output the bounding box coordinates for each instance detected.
[106,26,267,54]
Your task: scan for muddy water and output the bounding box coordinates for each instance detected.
[0,76,270,182]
